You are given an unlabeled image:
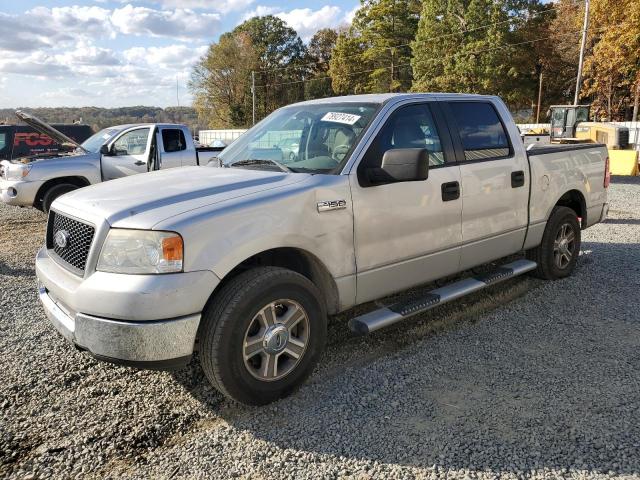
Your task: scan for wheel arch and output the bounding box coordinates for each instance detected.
[551,189,587,228]
[34,176,91,210]
[207,247,341,315]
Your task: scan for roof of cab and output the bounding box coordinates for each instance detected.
[292,92,500,107]
[107,123,187,131]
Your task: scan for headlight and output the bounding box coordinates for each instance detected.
[97,229,183,274]
[4,164,32,180]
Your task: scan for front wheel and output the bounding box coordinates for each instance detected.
[527,206,581,280]
[41,183,78,213]
[199,267,327,405]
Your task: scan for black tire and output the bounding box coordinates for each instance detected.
[527,206,581,280]
[199,267,327,405]
[41,184,78,214]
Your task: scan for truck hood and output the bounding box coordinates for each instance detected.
[15,110,88,153]
[54,167,311,229]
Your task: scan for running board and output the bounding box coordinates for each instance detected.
[349,259,537,335]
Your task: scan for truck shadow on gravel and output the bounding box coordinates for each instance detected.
[175,242,639,475]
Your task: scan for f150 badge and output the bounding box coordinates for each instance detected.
[317,199,347,212]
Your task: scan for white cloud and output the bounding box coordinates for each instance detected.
[344,5,359,24]
[123,45,208,69]
[29,5,114,39]
[276,6,343,41]
[111,5,221,40]
[241,5,278,21]
[158,0,254,13]
[240,5,356,41]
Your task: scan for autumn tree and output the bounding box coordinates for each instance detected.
[234,15,308,120]
[305,28,338,99]
[189,32,257,128]
[580,0,640,120]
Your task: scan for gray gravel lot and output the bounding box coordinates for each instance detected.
[1,177,639,479]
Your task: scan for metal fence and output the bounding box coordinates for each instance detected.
[198,129,247,146]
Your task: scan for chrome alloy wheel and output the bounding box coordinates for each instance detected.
[553,222,576,269]
[242,300,310,381]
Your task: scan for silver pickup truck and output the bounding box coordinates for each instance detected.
[35,93,609,405]
[0,112,218,212]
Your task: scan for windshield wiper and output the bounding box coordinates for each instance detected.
[227,158,293,173]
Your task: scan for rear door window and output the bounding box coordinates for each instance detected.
[448,102,510,161]
[162,129,187,153]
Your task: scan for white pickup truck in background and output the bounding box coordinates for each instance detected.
[0,111,219,212]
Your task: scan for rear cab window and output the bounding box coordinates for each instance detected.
[447,102,511,161]
[162,129,187,152]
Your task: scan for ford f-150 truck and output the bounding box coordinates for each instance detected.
[35,93,609,405]
[1,111,218,212]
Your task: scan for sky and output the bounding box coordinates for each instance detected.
[0,0,360,109]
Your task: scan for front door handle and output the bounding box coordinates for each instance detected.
[441,181,460,201]
[134,161,146,166]
[511,170,525,188]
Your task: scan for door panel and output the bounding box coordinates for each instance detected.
[443,101,529,270]
[351,167,462,303]
[102,128,150,180]
[351,102,462,304]
[158,128,190,168]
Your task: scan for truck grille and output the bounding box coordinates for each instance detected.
[47,211,95,274]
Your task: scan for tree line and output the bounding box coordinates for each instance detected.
[190,0,640,128]
[0,106,205,133]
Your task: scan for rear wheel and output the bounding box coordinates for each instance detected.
[527,206,581,280]
[41,183,78,213]
[199,267,327,405]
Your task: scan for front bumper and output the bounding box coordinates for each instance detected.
[0,178,43,207]
[36,247,220,368]
[38,283,199,368]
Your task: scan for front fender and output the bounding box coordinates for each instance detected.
[30,154,102,184]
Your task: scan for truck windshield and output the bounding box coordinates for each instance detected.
[216,103,380,174]
[81,128,120,153]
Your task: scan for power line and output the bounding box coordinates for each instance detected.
[253,3,577,76]
[255,29,587,89]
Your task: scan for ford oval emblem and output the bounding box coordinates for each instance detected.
[54,230,70,249]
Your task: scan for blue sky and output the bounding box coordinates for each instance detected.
[0,1,359,109]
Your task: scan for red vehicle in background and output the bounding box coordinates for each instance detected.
[0,123,93,160]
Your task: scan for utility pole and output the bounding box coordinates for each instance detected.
[536,68,543,124]
[251,71,256,126]
[176,75,180,107]
[574,0,590,105]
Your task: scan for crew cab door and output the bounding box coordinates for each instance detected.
[350,102,463,304]
[101,127,151,180]
[441,100,529,270]
[158,127,194,168]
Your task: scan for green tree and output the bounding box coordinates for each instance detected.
[411,0,554,116]
[329,0,421,94]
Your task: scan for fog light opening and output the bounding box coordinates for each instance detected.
[8,187,17,198]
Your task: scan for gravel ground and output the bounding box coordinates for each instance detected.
[1,176,639,479]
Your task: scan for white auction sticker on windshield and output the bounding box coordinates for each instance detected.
[321,112,361,125]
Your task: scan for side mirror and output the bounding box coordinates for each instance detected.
[99,144,111,155]
[367,148,429,184]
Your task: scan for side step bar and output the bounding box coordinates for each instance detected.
[349,259,537,335]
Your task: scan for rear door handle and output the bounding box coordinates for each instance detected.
[441,181,460,201]
[511,170,525,188]
[134,161,146,166]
